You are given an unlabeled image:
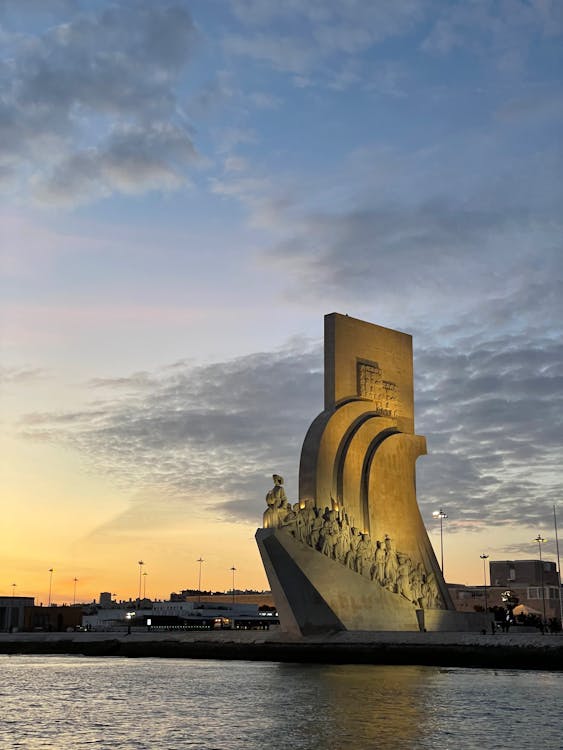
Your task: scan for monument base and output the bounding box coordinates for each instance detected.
[256,528,490,636]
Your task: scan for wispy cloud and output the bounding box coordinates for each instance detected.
[0,365,46,384]
[1,2,200,204]
[19,342,323,529]
[223,0,426,85]
[18,328,562,536]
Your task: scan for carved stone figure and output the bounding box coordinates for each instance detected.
[356,534,373,577]
[302,504,316,543]
[397,554,413,601]
[309,512,324,549]
[373,540,385,584]
[281,502,297,536]
[345,528,360,570]
[421,571,442,609]
[336,519,351,563]
[263,474,288,528]
[320,510,339,558]
[384,535,399,591]
[410,562,424,607]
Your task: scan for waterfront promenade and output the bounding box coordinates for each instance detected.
[1,629,561,670]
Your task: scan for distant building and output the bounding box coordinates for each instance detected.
[490,559,559,587]
[99,592,113,607]
[82,600,278,631]
[449,558,562,624]
[83,607,153,631]
[0,596,34,632]
[170,591,275,607]
[23,604,83,632]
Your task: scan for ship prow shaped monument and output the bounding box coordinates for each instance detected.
[256,313,486,634]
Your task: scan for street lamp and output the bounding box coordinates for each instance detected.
[480,554,489,612]
[197,557,204,604]
[142,572,148,600]
[48,568,54,606]
[554,505,563,627]
[432,509,448,577]
[11,583,16,598]
[137,560,144,607]
[73,577,78,606]
[126,611,135,635]
[533,534,547,624]
[230,566,237,605]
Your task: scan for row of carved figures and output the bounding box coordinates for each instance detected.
[263,475,443,610]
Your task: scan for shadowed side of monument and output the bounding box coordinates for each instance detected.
[256,313,487,634]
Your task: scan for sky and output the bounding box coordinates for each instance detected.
[1,0,562,606]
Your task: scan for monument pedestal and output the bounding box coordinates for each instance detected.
[257,528,488,634]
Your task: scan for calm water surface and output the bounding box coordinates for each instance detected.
[0,656,561,750]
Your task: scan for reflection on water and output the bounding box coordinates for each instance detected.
[0,656,561,750]
[292,663,428,747]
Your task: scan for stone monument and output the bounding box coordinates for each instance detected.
[256,313,486,634]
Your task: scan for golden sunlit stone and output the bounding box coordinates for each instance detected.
[257,313,487,635]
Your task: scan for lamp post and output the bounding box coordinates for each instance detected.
[48,568,54,606]
[73,577,78,606]
[553,505,563,628]
[126,612,135,635]
[11,583,16,598]
[230,566,236,605]
[142,572,148,600]
[533,535,547,625]
[432,509,448,577]
[137,560,144,607]
[197,557,204,604]
[480,554,489,612]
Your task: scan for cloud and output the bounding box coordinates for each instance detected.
[19,342,323,528]
[224,0,426,80]
[32,122,197,205]
[415,333,563,530]
[18,324,562,538]
[1,1,199,204]
[0,365,46,384]
[421,0,563,68]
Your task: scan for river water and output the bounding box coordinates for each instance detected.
[0,656,561,749]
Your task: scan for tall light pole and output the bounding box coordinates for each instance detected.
[197,557,204,604]
[480,554,489,612]
[533,534,547,624]
[47,568,54,606]
[230,566,236,605]
[142,571,148,600]
[73,577,78,606]
[137,560,144,607]
[553,505,563,627]
[432,509,448,577]
[11,583,16,598]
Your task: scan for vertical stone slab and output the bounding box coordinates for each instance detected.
[324,313,415,434]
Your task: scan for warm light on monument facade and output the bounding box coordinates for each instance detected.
[256,313,487,634]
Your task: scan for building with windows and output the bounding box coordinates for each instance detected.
[489,559,559,588]
[449,558,562,625]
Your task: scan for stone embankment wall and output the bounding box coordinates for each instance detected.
[0,631,560,670]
